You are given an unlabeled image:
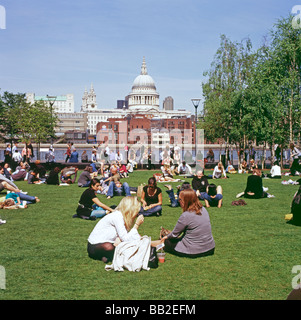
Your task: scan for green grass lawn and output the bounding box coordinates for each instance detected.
[0,170,300,300]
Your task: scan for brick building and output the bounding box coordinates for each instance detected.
[96,114,195,146]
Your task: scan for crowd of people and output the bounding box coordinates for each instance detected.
[1,142,300,273]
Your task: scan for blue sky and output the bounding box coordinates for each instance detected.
[0,0,296,113]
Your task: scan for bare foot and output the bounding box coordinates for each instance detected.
[151,239,163,247]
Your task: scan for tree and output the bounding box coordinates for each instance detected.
[0,91,28,146]
[201,35,255,164]
[201,14,301,168]
[0,91,57,159]
[269,15,301,145]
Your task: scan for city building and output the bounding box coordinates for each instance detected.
[117,99,128,109]
[56,112,88,136]
[26,58,192,142]
[163,96,174,110]
[79,58,191,135]
[80,84,97,112]
[96,114,195,146]
[26,93,75,113]
[127,57,160,111]
[80,84,125,135]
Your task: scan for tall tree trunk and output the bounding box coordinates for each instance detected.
[290,89,293,143]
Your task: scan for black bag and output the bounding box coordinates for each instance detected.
[148,246,158,269]
[291,192,301,216]
[76,204,93,218]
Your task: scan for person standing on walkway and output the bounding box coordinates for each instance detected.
[290,143,300,176]
[64,143,71,163]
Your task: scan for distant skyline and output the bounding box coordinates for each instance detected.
[0,0,296,113]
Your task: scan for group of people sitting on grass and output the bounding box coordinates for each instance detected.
[84,167,301,266]
[1,155,300,267]
[86,189,216,264]
[0,165,40,210]
[75,168,226,223]
[76,159,299,222]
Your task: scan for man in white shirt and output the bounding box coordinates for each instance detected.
[12,149,22,164]
[177,161,193,177]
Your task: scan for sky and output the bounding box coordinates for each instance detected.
[0,0,297,113]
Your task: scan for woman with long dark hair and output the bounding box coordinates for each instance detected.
[139,177,162,216]
[76,178,113,219]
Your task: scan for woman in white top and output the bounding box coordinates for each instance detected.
[87,196,144,263]
[212,162,227,179]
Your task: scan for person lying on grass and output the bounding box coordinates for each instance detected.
[160,189,215,258]
[5,192,29,208]
[164,182,191,207]
[0,198,19,209]
[0,166,40,205]
[87,196,162,263]
[60,166,78,184]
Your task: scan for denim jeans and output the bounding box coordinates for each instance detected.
[165,189,180,207]
[203,193,223,206]
[193,189,207,200]
[91,204,106,218]
[16,192,37,204]
[107,181,131,198]
[79,182,91,188]
[139,205,162,216]
[90,163,98,173]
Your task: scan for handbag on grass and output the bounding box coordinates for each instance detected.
[160,226,171,239]
[148,246,158,269]
[231,199,247,206]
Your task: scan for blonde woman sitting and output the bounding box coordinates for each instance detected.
[238,160,248,174]
[212,162,227,179]
[226,161,237,174]
[87,196,162,263]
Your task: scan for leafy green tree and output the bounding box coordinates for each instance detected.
[0,91,57,160]
[0,91,28,146]
[269,15,301,144]
[202,35,255,164]
[201,14,301,168]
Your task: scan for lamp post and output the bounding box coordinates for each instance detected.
[191,98,201,162]
[46,95,57,146]
[191,98,201,125]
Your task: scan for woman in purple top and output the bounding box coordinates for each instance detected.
[161,189,215,258]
